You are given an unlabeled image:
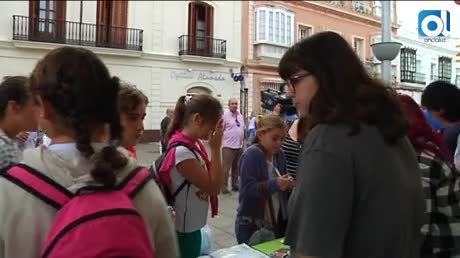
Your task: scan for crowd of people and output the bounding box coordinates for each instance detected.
[0,31,460,258]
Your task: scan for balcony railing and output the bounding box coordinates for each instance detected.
[400,71,426,85]
[178,35,226,59]
[12,15,143,51]
[430,75,451,83]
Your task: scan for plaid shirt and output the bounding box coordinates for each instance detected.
[0,129,20,170]
[419,150,460,257]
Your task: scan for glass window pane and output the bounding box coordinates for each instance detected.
[39,0,46,9]
[286,15,292,45]
[39,21,45,32]
[49,0,55,11]
[280,14,285,44]
[268,11,274,42]
[259,10,266,41]
[39,10,46,19]
[274,12,280,43]
[49,10,55,20]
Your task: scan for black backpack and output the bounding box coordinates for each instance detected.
[150,142,198,206]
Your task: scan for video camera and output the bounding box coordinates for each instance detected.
[261,89,297,116]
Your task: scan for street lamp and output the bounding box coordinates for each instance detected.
[371,42,402,61]
[371,0,401,86]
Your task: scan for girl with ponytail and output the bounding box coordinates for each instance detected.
[160,94,223,258]
[0,47,178,258]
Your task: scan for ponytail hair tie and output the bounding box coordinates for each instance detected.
[184,95,192,104]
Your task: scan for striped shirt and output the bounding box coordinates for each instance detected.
[281,134,301,177]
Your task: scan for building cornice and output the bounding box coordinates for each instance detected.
[285,1,399,30]
[0,40,242,66]
[396,36,457,56]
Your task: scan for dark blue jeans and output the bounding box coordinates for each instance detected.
[235,216,257,244]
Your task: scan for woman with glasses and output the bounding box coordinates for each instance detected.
[279,32,424,258]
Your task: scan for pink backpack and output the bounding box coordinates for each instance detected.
[2,164,155,258]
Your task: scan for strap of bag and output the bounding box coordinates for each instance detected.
[1,164,73,209]
[118,167,153,198]
[154,141,200,197]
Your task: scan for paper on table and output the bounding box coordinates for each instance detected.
[210,244,270,258]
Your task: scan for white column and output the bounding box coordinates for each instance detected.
[382,0,392,84]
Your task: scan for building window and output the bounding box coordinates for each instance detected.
[438,56,452,82]
[255,6,294,46]
[400,47,417,82]
[188,2,214,52]
[29,0,66,40]
[430,63,436,80]
[298,25,313,40]
[353,37,364,60]
[97,0,128,47]
[373,1,382,17]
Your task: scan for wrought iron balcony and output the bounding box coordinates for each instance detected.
[430,75,452,83]
[12,15,143,51]
[178,35,226,59]
[400,71,426,85]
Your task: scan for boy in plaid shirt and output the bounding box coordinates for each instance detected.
[0,76,38,170]
[400,95,460,257]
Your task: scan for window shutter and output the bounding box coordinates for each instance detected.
[205,4,214,51]
[188,2,196,36]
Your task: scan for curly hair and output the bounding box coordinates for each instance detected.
[30,46,127,187]
[278,32,408,144]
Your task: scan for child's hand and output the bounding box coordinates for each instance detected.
[209,119,223,150]
[278,174,294,191]
[16,131,29,143]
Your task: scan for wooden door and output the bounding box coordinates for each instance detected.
[188,2,213,56]
[97,0,127,48]
[29,0,66,42]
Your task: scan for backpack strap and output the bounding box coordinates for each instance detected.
[1,164,73,209]
[118,167,153,198]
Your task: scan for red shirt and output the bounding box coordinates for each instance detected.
[127,146,138,159]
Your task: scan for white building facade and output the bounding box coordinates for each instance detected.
[372,1,460,103]
[0,0,242,141]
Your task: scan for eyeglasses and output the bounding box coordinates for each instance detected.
[286,73,312,91]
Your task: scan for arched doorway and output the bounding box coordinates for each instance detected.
[186,86,212,95]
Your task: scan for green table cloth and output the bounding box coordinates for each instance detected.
[252,238,289,256]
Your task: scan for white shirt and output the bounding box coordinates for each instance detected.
[454,135,460,171]
[171,145,209,233]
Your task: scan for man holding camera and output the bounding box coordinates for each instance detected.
[222,97,245,194]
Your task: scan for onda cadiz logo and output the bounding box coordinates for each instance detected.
[418,10,450,42]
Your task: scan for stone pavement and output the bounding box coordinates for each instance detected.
[136,143,238,251]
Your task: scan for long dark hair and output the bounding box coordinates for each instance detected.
[0,76,31,120]
[166,94,223,141]
[278,32,408,144]
[30,46,127,187]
